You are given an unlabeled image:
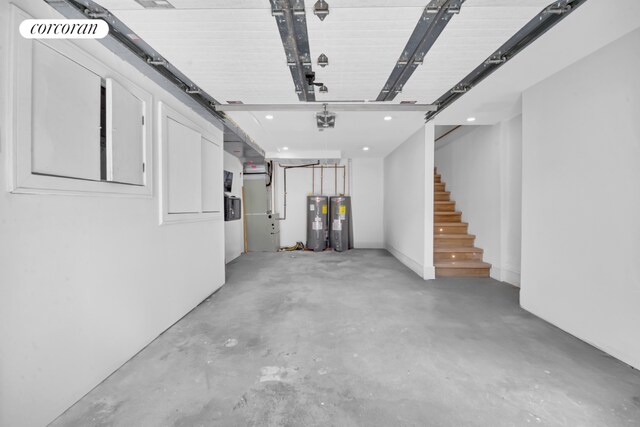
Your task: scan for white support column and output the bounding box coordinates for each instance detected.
[423,123,436,279]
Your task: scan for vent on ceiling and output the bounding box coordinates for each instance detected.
[400,101,418,104]
[134,0,174,9]
[226,100,244,104]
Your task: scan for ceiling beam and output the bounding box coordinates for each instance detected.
[270,0,317,102]
[376,0,465,102]
[425,0,589,122]
[215,103,437,112]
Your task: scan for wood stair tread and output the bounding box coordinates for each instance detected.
[434,246,483,253]
[435,234,475,238]
[434,222,467,227]
[434,261,491,269]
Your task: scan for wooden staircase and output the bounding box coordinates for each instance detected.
[434,169,491,277]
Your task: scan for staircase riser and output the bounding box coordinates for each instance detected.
[434,225,468,234]
[434,176,441,183]
[434,203,455,212]
[434,252,483,262]
[434,214,461,223]
[435,237,475,247]
[434,183,445,192]
[436,268,490,278]
[435,194,450,201]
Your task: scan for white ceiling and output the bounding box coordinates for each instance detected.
[96,0,640,157]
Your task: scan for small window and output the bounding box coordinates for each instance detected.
[159,102,223,224]
[9,4,152,197]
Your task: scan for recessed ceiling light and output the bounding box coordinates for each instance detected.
[265,115,274,120]
[384,116,393,121]
[282,147,289,150]
[362,147,370,151]
[467,117,476,122]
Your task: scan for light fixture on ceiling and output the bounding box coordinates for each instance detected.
[317,53,329,68]
[362,147,370,151]
[282,147,289,151]
[314,0,329,21]
[319,84,328,94]
[467,117,476,122]
[265,115,274,120]
[384,116,393,121]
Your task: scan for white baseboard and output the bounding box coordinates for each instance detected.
[355,242,385,249]
[225,251,242,264]
[520,299,640,370]
[491,266,521,287]
[423,265,436,280]
[385,244,424,278]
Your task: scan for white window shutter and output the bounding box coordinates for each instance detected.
[201,137,222,213]
[31,42,101,180]
[106,78,145,185]
[167,118,201,214]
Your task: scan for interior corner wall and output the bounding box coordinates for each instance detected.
[434,115,523,286]
[351,157,384,248]
[521,27,640,369]
[0,1,226,425]
[383,126,434,278]
[223,152,244,263]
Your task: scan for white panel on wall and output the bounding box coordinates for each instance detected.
[201,137,222,213]
[106,78,144,185]
[167,118,201,214]
[31,41,101,180]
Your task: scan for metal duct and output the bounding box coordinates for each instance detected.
[376,0,465,102]
[214,103,436,112]
[270,0,317,101]
[425,0,588,122]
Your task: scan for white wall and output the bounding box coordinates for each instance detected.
[435,115,522,285]
[383,125,435,279]
[223,151,244,263]
[521,28,640,369]
[273,159,383,248]
[351,158,384,248]
[0,1,225,425]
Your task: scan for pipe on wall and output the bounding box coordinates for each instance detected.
[275,163,348,221]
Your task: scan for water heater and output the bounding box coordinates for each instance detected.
[330,196,353,252]
[306,196,328,251]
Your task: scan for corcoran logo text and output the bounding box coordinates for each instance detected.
[19,19,109,39]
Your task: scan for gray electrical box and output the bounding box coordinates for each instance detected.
[329,196,353,252]
[306,196,328,251]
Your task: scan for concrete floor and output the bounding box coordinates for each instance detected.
[52,250,640,426]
